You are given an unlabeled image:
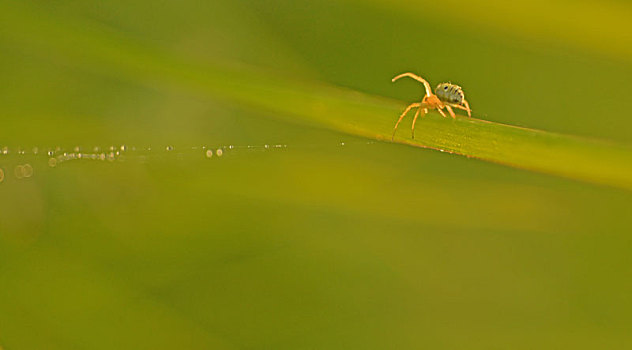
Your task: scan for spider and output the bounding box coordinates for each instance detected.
[391,72,472,140]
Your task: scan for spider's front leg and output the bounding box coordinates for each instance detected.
[392,102,423,140]
[411,107,428,139]
[392,72,433,98]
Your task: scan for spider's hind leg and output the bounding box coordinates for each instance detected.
[448,102,472,118]
[437,107,448,118]
[453,99,472,117]
[462,99,472,118]
[446,106,456,119]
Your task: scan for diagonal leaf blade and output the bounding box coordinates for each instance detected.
[2,1,632,190]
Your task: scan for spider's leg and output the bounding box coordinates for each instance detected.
[437,107,448,118]
[446,105,456,119]
[447,103,471,117]
[453,99,472,117]
[392,102,422,141]
[392,72,433,98]
[411,107,427,139]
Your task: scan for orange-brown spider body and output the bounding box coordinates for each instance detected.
[391,72,472,140]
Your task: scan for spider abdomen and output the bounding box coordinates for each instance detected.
[435,83,464,104]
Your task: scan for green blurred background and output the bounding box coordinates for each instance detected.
[1,0,632,348]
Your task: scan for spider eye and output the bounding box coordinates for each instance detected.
[444,86,448,90]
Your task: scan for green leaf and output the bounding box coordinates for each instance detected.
[213,67,632,191]
[3,1,632,190]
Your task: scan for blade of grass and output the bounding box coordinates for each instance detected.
[2,2,632,190]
